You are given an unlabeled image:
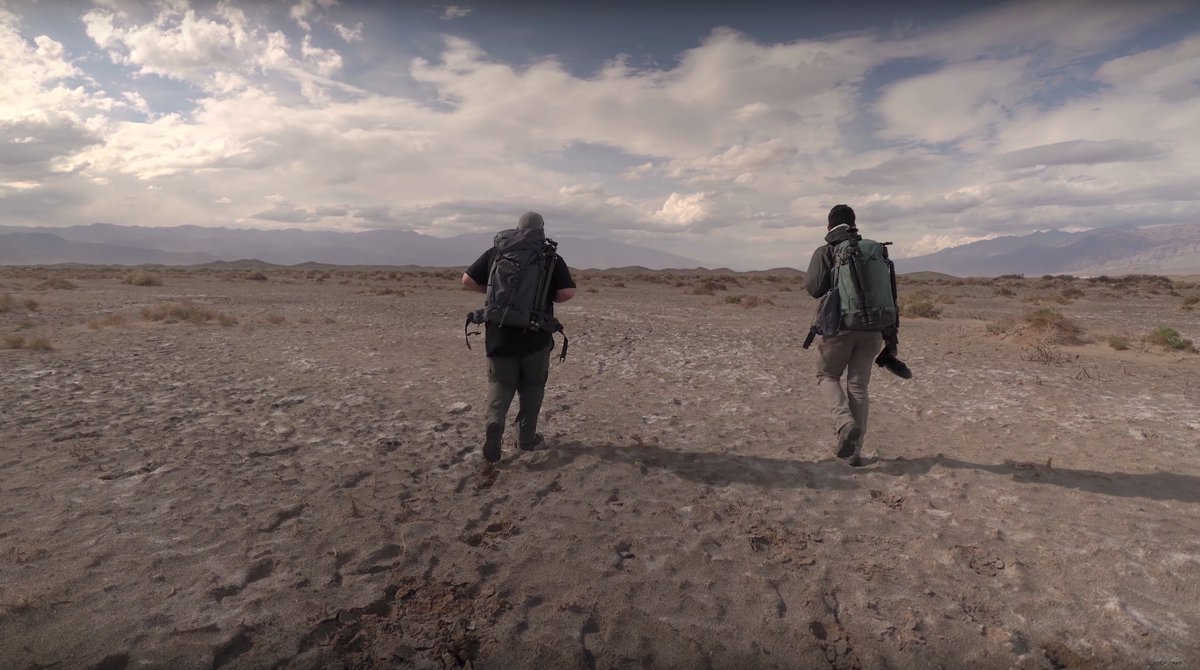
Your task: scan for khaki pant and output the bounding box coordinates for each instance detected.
[486,345,552,444]
[817,330,882,442]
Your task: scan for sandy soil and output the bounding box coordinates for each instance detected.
[1,267,1199,670]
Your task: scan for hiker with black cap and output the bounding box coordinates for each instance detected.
[462,211,576,463]
[804,204,905,466]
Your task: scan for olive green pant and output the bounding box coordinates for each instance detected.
[486,345,552,445]
[816,330,883,442]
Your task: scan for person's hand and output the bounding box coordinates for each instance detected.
[882,337,898,359]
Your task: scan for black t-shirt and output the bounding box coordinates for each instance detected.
[466,247,576,358]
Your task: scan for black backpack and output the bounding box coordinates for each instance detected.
[465,228,569,360]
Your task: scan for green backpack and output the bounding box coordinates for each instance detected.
[831,237,898,332]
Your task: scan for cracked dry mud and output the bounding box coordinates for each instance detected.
[1,267,1199,669]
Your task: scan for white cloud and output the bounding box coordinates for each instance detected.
[654,192,711,227]
[441,6,472,21]
[332,22,362,43]
[2,1,1199,268]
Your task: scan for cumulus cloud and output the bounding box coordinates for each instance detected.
[2,0,1199,267]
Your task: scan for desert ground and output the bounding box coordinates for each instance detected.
[1,265,1199,670]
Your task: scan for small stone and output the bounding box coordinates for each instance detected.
[447,402,472,415]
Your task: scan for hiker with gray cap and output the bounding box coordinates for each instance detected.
[462,211,576,463]
[804,204,905,466]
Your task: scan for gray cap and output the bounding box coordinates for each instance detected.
[517,211,545,230]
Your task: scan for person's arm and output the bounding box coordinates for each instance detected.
[462,273,486,293]
[550,255,577,303]
[463,249,492,293]
[805,246,831,298]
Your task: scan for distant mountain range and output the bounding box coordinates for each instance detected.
[0,223,704,270]
[898,223,1200,277]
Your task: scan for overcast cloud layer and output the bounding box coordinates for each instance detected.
[1,0,1198,268]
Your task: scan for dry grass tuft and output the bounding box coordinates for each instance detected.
[723,294,775,307]
[244,270,269,281]
[1107,335,1130,351]
[1146,326,1196,352]
[1023,307,1087,345]
[1021,342,1073,365]
[141,302,225,324]
[267,314,286,325]
[1,335,51,350]
[123,270,163,286]
[1181,295,1199,311]
[34,277,76,291]
[899,296,942,319]
[87,314,128,330]
[0,294,13,312]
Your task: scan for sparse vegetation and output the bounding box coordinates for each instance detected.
[1182,295,1199,311]
[87,314,128,330]
[0,294,12,312]
[1107,335,1130,351]
[141,302,226,324]
[1146,326,1196,352]
[25,336,52,351]
[899,297,943,319]
[994,287,1015,297]
[267,314,286,325]
[722,294,774,308]
[1021,342,1073,365]
[218,313,238,327]
[245,270,269,281]
[1,335,50,350]
[1023,307,1087,345]
[123,270,163,286]
[23,299,38,311]
[34,278,76,290]
[1062,287,1084,300]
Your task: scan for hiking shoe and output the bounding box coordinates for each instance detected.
[847,453,864,467]
[518,434,545,451]
[482,422,503,463]
[836,423,862,459]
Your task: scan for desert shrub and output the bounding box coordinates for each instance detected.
[25,336,52,351]
[994,287,1015,297]
[218,313,238,327]
[1021,342,1072,365]
[1181,295,1199,311]
[936,294,956,305]
[900,297,942,319]
[122,270,162,286]
[724,294,774,307]
[986,316,1019,335]
[245,270,269,281]
[1023,307,1087,345]
[998,274,1025,280]
[611,281,626,288]
[23,299,38,311]
[691,281,727,295]
[1107,335,1130,351]
[141,302,221,324]
[744,295,774,307]
[0,294,12,312]
[1062,287,1084,300]
[17,321,32,330]
[2,335,24,349]
[1146,327,1195,352]
[267,314,286,325]
[35,278,76,290]
[87,314,128,330]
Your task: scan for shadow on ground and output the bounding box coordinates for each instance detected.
[513,441,1200,503]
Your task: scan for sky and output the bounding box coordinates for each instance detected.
[1,0,1199,269]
